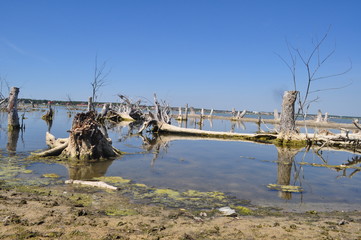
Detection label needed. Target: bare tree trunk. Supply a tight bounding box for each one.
[88,97,94,112]
[7,87,20,130]
[61,111,121,161]
[279,91,298,137]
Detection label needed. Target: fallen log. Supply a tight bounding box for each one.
[65,179,117,190]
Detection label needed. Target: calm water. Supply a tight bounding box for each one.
[1,106,361,212]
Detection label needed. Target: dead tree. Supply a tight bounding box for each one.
[33,111,121,160]
[41,101,53,121]
[7,87,20,130]
[278,91,298,139]
[91,55,110,104]
[117,95,144,121]
[87,97,94,112]
[277,27,351,119]
[61,111,120,160]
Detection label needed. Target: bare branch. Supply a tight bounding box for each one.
[313,60,352,81]
[91,54,111,102]
[309,81,353,94]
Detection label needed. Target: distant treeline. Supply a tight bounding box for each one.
[20,98,91,106]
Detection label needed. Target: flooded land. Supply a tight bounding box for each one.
[1,106,361,239]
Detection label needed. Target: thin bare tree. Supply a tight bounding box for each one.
[91,55,111,103]
[276,26,352,117]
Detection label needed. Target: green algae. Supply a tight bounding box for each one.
[68,193,93,207]
[273,138,308,148]
[267,184,304,193]
[233,206,253,215]
[105,208,138,216]
[134,183,147,188]
[154,188,182,199]
[94,176,131,184]
[14,185,57,196]
[42,173,61,178]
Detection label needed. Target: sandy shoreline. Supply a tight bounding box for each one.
[1,184,360,240]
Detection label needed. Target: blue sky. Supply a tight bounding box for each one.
[0,0,360,116]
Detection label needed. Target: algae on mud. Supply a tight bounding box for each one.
[95,175,254,211]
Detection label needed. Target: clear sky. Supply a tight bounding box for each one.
[0,0,360,116]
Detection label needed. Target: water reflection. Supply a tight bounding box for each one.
[140,133,169,167]
[276,147,302,200]
[45,119,53,132]
[7,128,20,156]
[335,156,361,178]
[67,160,114,180]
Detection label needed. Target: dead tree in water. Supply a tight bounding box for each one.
[33,111,121,160]
[278,91,298,139]
[277,27,351,119]
[61,111,121,160]
[7,87,20,130]
[41,101,53,121]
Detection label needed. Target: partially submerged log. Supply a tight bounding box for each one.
[139,94,361,153]
[33,111,122,160]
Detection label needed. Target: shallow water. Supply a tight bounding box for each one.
[1,107,361,212]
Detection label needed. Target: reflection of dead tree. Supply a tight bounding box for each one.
[139,134,169,167]
[334,156,361,178]
[267,147,304,200]
[67,159,114,180]
[7,128,20,156]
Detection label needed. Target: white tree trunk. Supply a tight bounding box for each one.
[279,91,298,137]
[7,87,20,130]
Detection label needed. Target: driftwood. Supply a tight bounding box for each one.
[117,95,144,121]
[33,111,122,160]
[65,179,117,190]
[138,94,361,153]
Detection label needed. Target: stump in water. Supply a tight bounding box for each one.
[61,111,120,161]
[7,87,20,130]
[278,91,298,140]
[41,101,53,121]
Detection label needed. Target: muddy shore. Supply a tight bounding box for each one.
[1,183,360,240]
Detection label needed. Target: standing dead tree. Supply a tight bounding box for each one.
[276,27,351,137]
[278,91,299,140]
[90,55,111,110]
[7,87,20,130]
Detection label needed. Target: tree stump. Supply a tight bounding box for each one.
[61,111,120,161]
[7,87,20,130]
[278,91,298,139]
